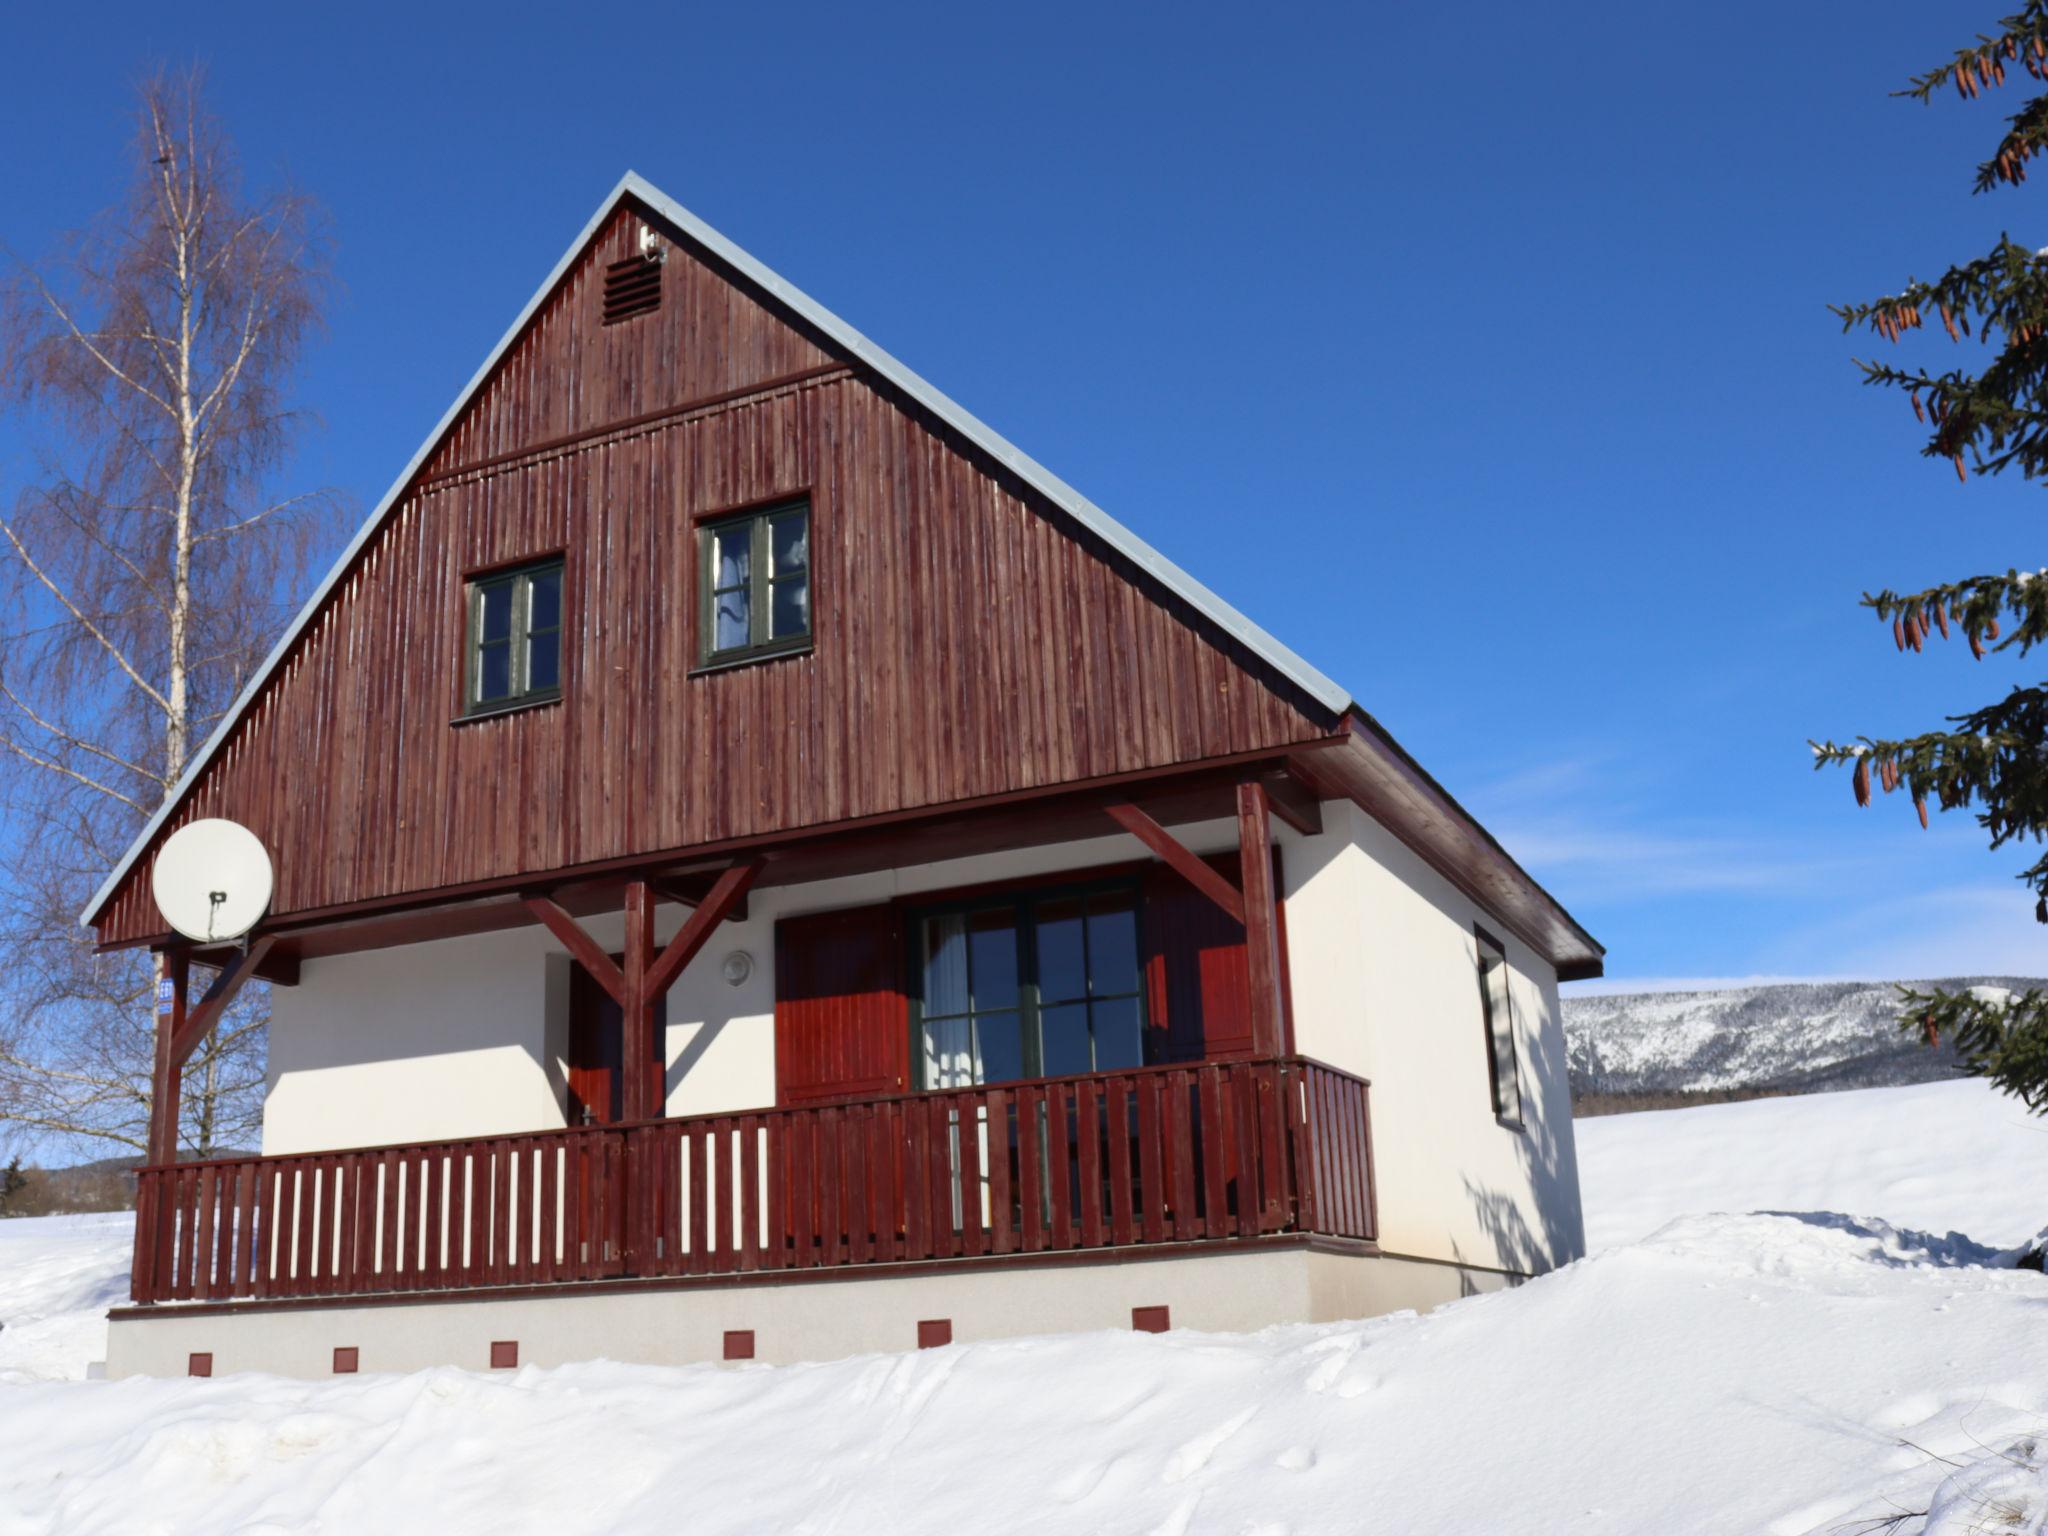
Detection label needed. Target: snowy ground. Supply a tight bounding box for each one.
[0,1086,2041,1535]
[1575,1077,2048,1253]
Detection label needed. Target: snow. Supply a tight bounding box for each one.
[1576,1077,2048,1253]
[0,1084,2042,1534]
[0,1213,131,1385]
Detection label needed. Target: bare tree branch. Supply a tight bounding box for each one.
[0,66,341,1163]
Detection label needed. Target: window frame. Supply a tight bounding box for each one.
[460,556,566,720]
[695,497,813,670]
[1474,924,1525,1131]
[906,876,1149,1091]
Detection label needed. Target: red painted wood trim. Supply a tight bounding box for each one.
[1105,803,1245,925]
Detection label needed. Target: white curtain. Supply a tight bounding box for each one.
[922,914,979,1089]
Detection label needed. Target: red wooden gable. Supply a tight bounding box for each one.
[90,195,1339,948]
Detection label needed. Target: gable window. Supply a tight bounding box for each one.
[1476,927,1524,1128]
[914,883,1144,1089]
[699,499,810,666]
[465,559,563,716]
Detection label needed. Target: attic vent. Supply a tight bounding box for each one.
[602,255,662,325]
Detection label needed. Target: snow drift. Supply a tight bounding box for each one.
[0,1086,2042,1534]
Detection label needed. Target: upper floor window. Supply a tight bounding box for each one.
[915,883,1145,1090]
[699,499,810,667]
[465,559,563,716]
[1476,927,1524,1128]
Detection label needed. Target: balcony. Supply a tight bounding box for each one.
[131,1056,1374,1307]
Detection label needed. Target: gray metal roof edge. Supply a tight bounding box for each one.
[81,170,1353,928]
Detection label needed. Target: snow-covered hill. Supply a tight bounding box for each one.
[1574,1076,2048,1254]
[0,1083,2042,1535]
[1562,974,2044,1096]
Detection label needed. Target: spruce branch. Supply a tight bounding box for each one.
[1833,238,2048,478]
[1897,983,2048,1111]
[1898,4,2048,108]
[1811,683,2048,899]
[1860,568,2048,661]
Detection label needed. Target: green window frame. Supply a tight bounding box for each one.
[464,558,564,716]
[909,879,1148,1091]
[698,499,811,666]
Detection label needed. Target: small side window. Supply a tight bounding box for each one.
[699,500,811,667]
[1476,927,1523,1128]
[465,559,564,716]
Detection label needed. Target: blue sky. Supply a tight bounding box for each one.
[1,2,2040,990]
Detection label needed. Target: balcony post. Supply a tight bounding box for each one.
[135,946,189,1301]
[146,947,188,1167]
[621,879,657,1124]
[1236,780,1287,1057]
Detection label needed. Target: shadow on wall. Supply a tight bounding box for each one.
[1457,987,1586,1280]
[665,1016,733,1101]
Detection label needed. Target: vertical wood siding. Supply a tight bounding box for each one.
[95,204,1333,944]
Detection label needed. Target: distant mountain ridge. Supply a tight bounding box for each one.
[1562,977,2045,1098]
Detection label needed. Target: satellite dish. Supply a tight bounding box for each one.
[151,819,274,944]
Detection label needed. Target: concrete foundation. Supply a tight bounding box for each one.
[105,1243,1514,1379]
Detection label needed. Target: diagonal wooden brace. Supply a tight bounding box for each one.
[644,860,763,999]
[523,894,627,1004]
[1105,802,1245,923]
[169,935,277,1065]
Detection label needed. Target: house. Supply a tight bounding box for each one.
[87,173,1602,1379]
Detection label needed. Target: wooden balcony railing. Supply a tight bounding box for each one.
[129,1056,1375,1307]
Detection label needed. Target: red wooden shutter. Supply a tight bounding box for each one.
[774,904,910,1105]
[1140,850,1291,1062]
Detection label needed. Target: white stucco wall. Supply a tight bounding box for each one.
[1279,799,1586,1275]
[263,927,568,1155]
[263,802,1585,1275]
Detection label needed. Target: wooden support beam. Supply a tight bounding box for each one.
[1105,803,1245,924]
[523,895,626,1004]
[1237,782,1288,1057]
[653,875,749,924]
[193,943,300,987]
[146,948,190,1169]
[169,936,278,1065]
[1261,769,1323,838]
[621,881,657,1124]
[644,861,763,1000]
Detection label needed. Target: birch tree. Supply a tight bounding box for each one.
[0,69,336,1161]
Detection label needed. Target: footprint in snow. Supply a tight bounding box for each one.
[1146,1490,1203,1536]
[1052,1451,1121,1503]
[1302,1336,1360,1394]
[1274,1445,1316,1472]
[1163,1405,1258,1484]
